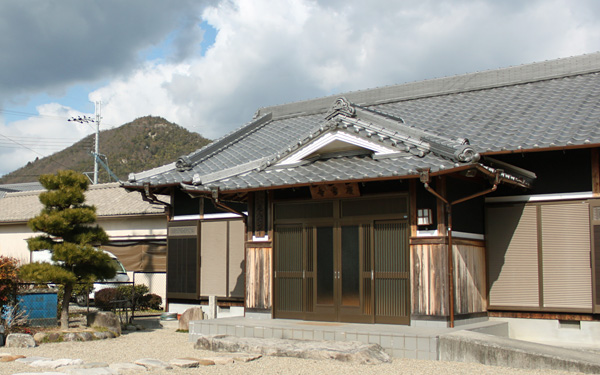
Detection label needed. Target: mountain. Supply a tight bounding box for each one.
[0,116,212,184]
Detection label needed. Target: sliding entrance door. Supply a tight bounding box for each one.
[273,196,409,324]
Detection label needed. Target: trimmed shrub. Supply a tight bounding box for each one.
[94,288,122,311]
[116,284,149,308]
[140,293,162,310]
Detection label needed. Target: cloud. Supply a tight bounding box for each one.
[0,104,95,175]
[0,0,210,104]
[87,0,600,140]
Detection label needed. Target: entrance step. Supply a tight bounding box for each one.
[189,317,508,360]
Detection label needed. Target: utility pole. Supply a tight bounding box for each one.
[68,101,102,184]
[92,101,101,185]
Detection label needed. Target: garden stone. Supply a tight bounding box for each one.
[179,307,205,331]
[30,358,84,369]
[195,335,391,364]
[34,332,48,343]
[87,311,121,336]
[0,354,25,362]
[63,333,81,342]
[48,332,61,342]
[109,362,147,372]
[16,356,52,363]
[203,356,234,365]
[67,368,118,374]
[77,332,94,341]
[134,358,173,370]
[6,333,36,348]
[170,358,199,368]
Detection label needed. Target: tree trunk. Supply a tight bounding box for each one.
[61,283,73,328]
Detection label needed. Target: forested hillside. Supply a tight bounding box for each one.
[0,116,211,184]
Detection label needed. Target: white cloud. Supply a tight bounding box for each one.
[0,104,95,175]
[85,0,600,143]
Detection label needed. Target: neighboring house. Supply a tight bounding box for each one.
[0,182,43,198]
[0,182,169,300]
[123,53,600,343]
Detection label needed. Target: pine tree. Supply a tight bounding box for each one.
[19,171,116,328]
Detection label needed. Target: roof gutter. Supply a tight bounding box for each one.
[210,187,248,226]
[140,182,172,209]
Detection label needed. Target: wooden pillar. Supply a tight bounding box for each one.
[436,177,447,235]
[409,179,418,237]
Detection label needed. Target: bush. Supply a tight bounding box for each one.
[116,284,149,307]
[94,288,122,311]
[139,293,162,310]
[0,256,19,309]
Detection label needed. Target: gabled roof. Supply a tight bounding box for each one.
[0,183,168,223]
[124,52,600,194]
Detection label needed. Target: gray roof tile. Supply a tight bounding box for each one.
[125,53,600,192]
[0,183,167,223]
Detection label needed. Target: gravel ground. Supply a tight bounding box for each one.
[0,324,592,375]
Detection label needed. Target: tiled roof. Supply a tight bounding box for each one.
[0,182,44,198]
[124,53,600,192]
[0,183,168,223]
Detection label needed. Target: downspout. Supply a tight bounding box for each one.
[210,188,248,225]
[419,168,500,328]
[141,183,172,210]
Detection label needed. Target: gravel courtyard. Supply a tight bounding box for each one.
[1,324,592,375]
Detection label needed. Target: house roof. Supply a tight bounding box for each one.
[0,182,44,198]
[124,52,600,194]
[0,182,168,223]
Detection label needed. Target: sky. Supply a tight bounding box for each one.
[1,0,600,179]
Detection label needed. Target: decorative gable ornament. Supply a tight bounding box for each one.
[175,155,193,171]
[326,97,356,120]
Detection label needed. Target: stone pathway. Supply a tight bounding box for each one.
[1,351,262,374]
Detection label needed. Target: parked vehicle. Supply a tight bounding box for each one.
[31,248,129,306]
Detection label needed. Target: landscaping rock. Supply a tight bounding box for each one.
[134,358,173,370]
[195,335,391,364]
[170,358,200,368]
[178,307,205,331]
[87,311,121,336]
[109,362,147,372]
[15,356,52,363]
[80,362,110,368]
[68,368,119,374]
[178,357,215,366]
[63,333,81,342]
[6,333,37,348]
[78,332,94,341]
[231,353,263,362]
[204,356,234,365]
[30,358,84,369]
[34,332,48,343]
[93,331,115,340]
[0,354,26,362]
[48,332,61,342]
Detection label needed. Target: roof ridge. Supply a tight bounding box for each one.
[174,113,273,171]
[254,52,600,120]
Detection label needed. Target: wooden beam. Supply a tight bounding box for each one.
[592,148,600,196]
[436,177,447,234]
[409,179,418,237]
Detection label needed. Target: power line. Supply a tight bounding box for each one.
[0,132,71,170]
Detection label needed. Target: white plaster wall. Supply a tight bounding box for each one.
[129,272,167,302]
[101,216,167,240]
[0,215,166,264]
[0,223,33,263]
[490,317,600,348]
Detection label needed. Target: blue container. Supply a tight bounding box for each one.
[17,290,58,327]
